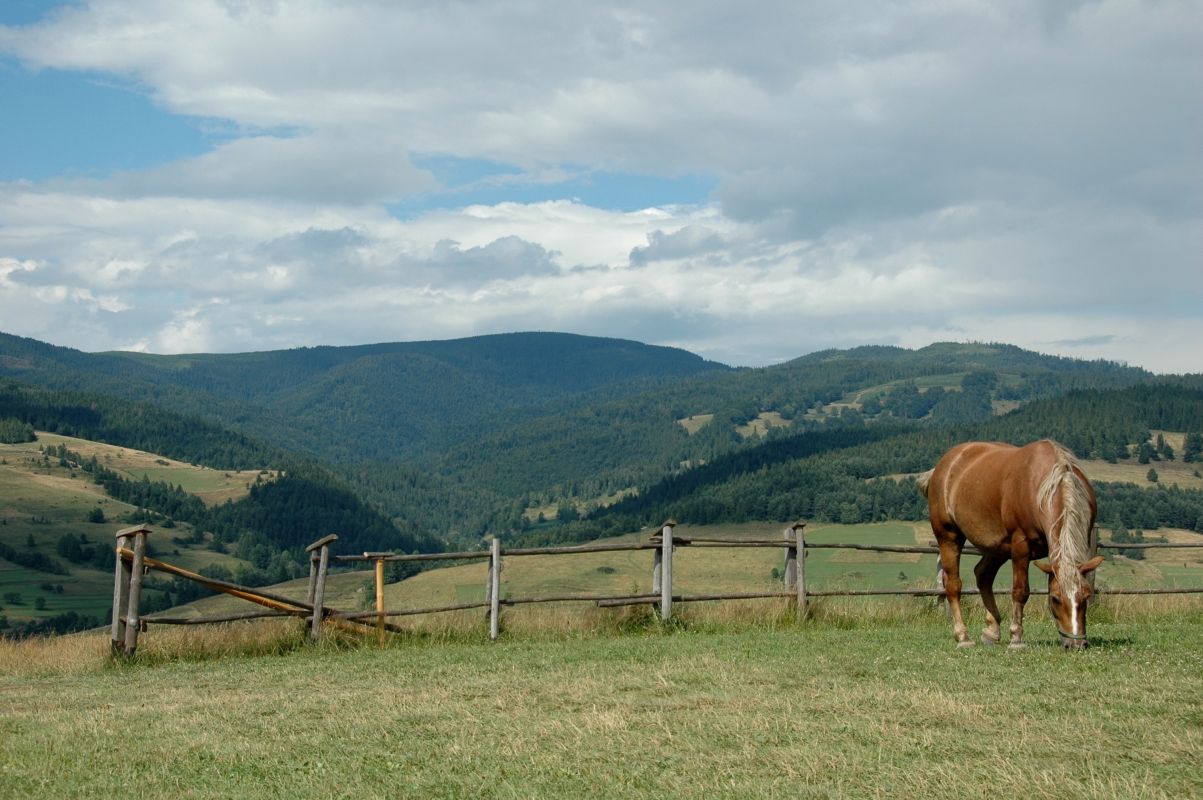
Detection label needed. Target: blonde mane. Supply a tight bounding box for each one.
[1035,442,1093,591]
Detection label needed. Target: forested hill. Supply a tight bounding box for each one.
[0,331,727,462]
[359,341,1179,541]
[525,385,1203,546]
[0,379,279,470]
[4,331,1201,547]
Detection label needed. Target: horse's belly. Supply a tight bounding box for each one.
[950,507,1012,552]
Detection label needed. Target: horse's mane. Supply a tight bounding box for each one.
[1035,442,1093,590]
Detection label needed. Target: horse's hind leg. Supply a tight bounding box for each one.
[936,533,972,647]
[974,553,1006,645]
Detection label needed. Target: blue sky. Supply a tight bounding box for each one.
[1,1,1200,371]
[0,65,217,180]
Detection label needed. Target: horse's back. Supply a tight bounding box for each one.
[926,440,1057,549]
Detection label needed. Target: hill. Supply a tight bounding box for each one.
[4,332,1201,543]
[0,433,261,634]
[369,344,1192,540]
[0,331,727,463]
[0,429,442,637]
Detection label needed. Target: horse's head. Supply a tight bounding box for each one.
[1036,555,1105,649]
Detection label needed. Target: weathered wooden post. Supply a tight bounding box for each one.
[794,522,808,619]
[935,558,947,612]
[783,524,799,592]
[306,534,338,641]
[659,520,675,622]
[122,525,151,657]
[306,552,319,607]
[652,547,662,594]
[110,524,146,656]
[1087,525,1100,591]
[488,537,502,641]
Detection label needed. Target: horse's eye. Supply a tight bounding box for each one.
[1050,596,1061,605]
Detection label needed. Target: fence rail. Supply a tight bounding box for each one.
[109,521,1203,656]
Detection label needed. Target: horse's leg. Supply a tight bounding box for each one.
[937,533,972,647]
[1008,539,1032,649]
[974,553,1006,645]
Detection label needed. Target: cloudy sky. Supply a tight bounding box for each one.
[1,1,1200,371]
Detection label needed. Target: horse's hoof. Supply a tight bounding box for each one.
[1007,641,1027,651]
[956,640,976,649]
[981,631,1000,646]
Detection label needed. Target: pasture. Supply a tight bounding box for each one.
[0,434,262,624]
[1,603,1200,799]
[2,432,274,504]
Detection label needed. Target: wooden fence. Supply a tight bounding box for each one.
[110,521,1203,656]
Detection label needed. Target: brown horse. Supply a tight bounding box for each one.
[917,440,1103,649]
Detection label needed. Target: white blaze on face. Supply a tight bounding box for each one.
[1070,595,1080,637]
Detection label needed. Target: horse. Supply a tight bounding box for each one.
[917,440,1103,649]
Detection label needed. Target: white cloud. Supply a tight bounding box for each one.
[0,1,1200,372]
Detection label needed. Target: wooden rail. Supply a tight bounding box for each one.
[112,522,1203,655]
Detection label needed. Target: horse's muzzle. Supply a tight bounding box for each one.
[1060,636,1089,650]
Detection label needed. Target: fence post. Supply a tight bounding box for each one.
[122,526,151,657]
[1087,526,1100,591]
[489,537,502,641]
[375,556,386,646]
[660,520,675,622]
[795,522,808,620]
[306,552,319,607]
[783,524,798,591]
[110,525,144,656]
[306,534,338,642]
[652,547,662,594]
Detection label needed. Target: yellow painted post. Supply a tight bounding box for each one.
[375,557,386,646]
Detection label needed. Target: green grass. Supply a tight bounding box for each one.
[8,432,273,504]
[0,434,257,624]
[1,608,1201,799]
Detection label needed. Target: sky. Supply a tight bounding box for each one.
[0,1,1200,372]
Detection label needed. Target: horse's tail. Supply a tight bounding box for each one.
[914,469,934,498]
[1035,442,1094,573]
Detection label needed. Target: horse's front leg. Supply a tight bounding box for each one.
[1009,540,1032,649]
[937,535,972,647]
[974,553,1006,645]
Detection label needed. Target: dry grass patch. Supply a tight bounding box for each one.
[677,413,715,435]
[736,411,792,439]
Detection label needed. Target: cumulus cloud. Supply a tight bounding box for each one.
[0,1,1200,372]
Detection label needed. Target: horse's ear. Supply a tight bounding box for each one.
[1035,560,1054,575]
[1078,555,1105,575]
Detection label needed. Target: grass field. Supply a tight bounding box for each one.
[1,603,1200,799]
[3,432,274,505]
[0,433,261,624]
